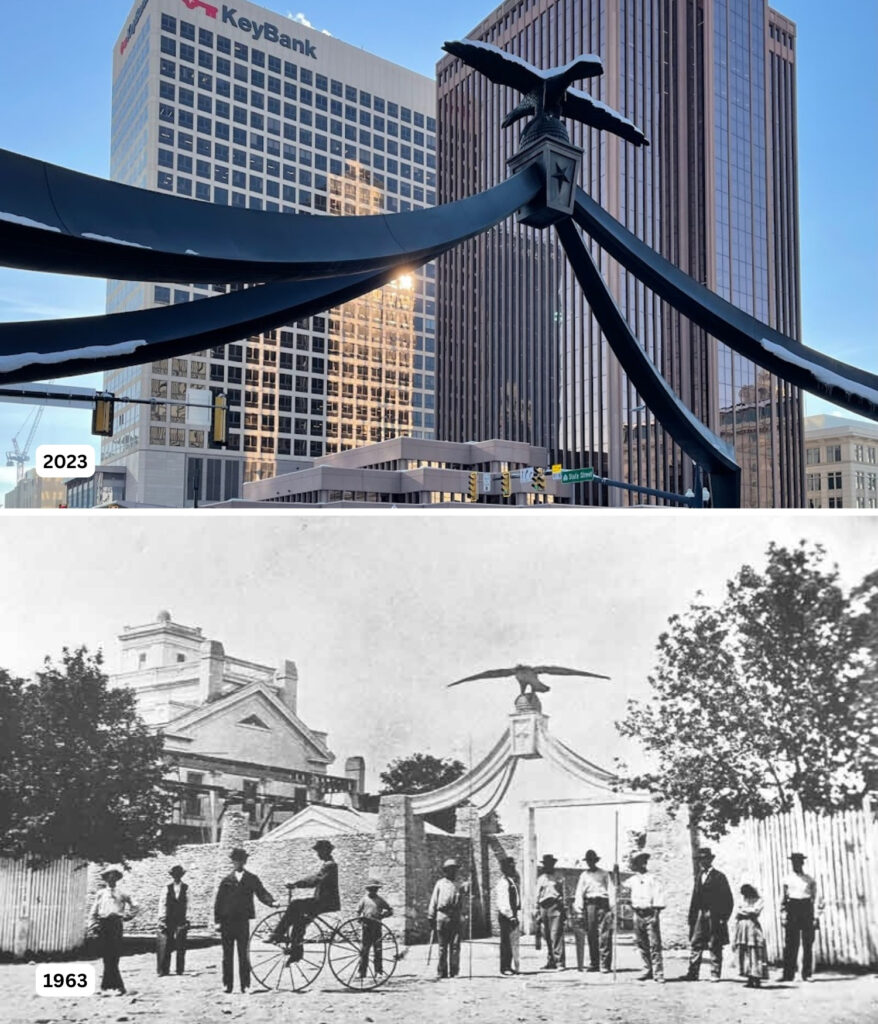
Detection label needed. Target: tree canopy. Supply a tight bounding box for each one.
[616,541,877,839]
[379,752,467,833]
[0,647,174,863]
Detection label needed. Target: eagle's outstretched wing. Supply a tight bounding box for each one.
[448,667,517,687]
[529,665,611,680]
[442,40,543,93]
[561,89,649,147]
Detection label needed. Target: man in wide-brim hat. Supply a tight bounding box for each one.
[628,851,666,983]
[157,865,190,977]
[90,865,138,995]
[269,839,340,958]
[572,849,615,973]
[780,852,820,982]
[428,857,468,979]
[535,854,566,970]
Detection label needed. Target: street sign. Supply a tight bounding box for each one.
[561,467,595,484]
[520,467,534,484]
[482,472,492,492]
[551,463,562,478]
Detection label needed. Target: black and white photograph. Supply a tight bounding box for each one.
[0,513,875,1023]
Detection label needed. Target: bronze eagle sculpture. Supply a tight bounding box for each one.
[449,664,610,696]
[442,39,648,147]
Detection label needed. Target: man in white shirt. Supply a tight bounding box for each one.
[780,852,819,982]
[495,856,521,975]
[90,865,138,995]
[428,858,466,979]
[627,852,665,983]
[572,849,614,972]
[535,854,566,969]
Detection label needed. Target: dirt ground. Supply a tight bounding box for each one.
[3,935,876,1024]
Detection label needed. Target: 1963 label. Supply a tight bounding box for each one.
[35,963,96,997]
[35,445,96,479]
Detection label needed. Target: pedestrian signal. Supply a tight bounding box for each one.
[533,467,546,491]
[211,392,229,446]
[501,470,511,498]
[467,472,478,502]
[91,393,115,437]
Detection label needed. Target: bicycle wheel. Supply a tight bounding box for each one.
[328,916,399,990]
[249,911,327,992]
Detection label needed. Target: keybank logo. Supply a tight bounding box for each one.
[120,0,149,54]
[180,1,317,59]
[181,0,219,17]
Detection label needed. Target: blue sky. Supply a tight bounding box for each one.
[0,0,875,498]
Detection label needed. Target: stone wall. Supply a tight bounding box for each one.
[484,833,524,932]
[639,798,696,949]
[89,811,375,936]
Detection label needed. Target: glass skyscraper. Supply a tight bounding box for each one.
[437,0,803,507]
[107,0,437,506]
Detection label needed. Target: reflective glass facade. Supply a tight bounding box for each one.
[106,0,436,506]
[437,0,804,507]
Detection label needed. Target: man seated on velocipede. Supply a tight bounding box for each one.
[269,839,340,959]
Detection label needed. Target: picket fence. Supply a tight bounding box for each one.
[0,856,89,956]
[740,803,878,967]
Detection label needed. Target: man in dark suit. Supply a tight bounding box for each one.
[214,848,275,993]
[157,864,190,976]
[269,839,339,959]
[683,847,734,981]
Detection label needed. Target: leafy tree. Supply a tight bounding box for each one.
[0,647,174,863]
[616,542,876,839]
[380,753,467,834]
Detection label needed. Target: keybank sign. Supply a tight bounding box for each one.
[181,1,318,59]
[120,0,149,54]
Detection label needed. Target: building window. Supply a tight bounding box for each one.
[826,445,842,462]
[806,474,821,491]
[827,472,842,491]
[828,497,843,509]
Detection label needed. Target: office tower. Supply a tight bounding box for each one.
[437,0,804,507]
[107,0,437,506]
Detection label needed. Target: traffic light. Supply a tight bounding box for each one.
[91,393,115,436]
[501,469,511,498]
[533,467,546,491]
[211,392,229,446]
[467,471,478,502]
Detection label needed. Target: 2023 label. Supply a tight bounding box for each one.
[35,445,96,479]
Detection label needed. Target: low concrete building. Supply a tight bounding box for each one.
[66,465,127,508]
[110,611,357,843]
[211,437,566,506]
[3,468,66,509]
[804,415,878,509]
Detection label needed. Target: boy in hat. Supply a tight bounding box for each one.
[534,854,566,969]
[90,865,138,995]
[683,847,733,982]
[627,852,665,983]
[428,858,466,979]
[572,849,614,972]
[356,879,393,978]
[269,838,340,958]
[157,864,190,976]
[495,856,521,975]
[780,852,819,982]
[214,848,275,993]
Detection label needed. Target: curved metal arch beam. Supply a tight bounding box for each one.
[409,729,513,817]
[0,148,542,284]
[0,262,413,387]
[573,188,878,421]
[535,718,621,791]
[555,218,742,508]
[473,758,519,818]
[0,166,538,386]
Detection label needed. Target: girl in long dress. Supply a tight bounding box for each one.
[733,884,768,988]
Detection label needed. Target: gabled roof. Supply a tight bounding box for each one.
[160,680,333,764]
[261,802,450,841]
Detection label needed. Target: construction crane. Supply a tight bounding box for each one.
[5,405,45,481]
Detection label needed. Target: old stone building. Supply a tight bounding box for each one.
[110,611,359,842]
